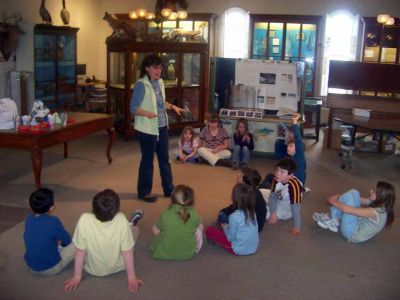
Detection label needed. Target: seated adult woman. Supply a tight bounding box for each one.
[198,113,231,166]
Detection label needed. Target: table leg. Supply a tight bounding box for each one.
[64,142,68,158]
[106,128,115,164]
[31,146,42,189]
[327,111,333,149]
[316,107,321,142]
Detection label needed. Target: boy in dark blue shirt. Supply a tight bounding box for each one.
[286,113,307,186]
[23,188,74,275]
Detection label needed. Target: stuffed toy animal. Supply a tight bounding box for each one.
[30,100,50,125]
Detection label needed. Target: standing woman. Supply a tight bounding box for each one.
[130,55,184,202]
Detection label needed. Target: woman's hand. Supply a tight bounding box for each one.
[172,105,184,116]
[146,112,158,119]
[211,147,220,154]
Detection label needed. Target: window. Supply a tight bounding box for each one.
[321,10,359,95]
[221,8,249,58]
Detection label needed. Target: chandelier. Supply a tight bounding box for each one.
[377,14,395,26]
[129,0,188,25]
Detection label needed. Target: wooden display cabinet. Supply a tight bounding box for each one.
[249,14,321,97]
[360,17,400,97]
[106,40,209,140]
[361,17,400,64]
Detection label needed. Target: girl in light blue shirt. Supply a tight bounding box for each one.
[206,183,259,255]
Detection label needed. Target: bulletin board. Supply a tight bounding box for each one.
[235,59,298,112]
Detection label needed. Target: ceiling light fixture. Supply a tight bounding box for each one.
[129,0,188,25]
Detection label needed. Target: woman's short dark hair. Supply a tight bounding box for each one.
[140,54,163,78]
[92,189,120,222]
[29,188,54,214]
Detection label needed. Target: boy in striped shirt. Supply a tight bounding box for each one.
[268,158,304,236]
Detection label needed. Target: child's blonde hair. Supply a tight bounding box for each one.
[171,185,194,223]
[235,118,249,137]
[180,126,195,145]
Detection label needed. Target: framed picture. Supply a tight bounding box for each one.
[237,110,245,117]
[272,38,280,46]
[228,110,237,117]
[245,111,255,118]
[219,108,228,116]
[254,111,263,119]
[272,47,279,54]
[269,30,276,38]
[259,73,276,85]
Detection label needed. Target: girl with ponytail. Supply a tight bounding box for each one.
[149,185,204,260]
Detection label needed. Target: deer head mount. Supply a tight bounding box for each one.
[0,11,24,61]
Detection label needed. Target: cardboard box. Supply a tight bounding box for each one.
[323,127,342,150]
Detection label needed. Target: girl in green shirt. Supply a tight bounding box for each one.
[150,185,204,260]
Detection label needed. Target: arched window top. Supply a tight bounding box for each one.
[221,7,249,58]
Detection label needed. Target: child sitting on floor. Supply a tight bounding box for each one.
[150,185,203,260]
[268,158,304,237]
[206,183,259,255]
[313,181,396,243]
[64,189,143,293]
[23,188,74,276]
[217,167,267,232]
[177,125,199,163]
[232,118,254,170]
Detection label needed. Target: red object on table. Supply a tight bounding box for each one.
[67,117,75,124]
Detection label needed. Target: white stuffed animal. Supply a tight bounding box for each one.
[0,98,18,129]
[30,100,50,125]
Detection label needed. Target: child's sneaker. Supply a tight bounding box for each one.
[128,209,144,226]
[312,212,330,223]
[317,218,340,233]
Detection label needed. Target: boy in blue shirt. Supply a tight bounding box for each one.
[23,188,74,275]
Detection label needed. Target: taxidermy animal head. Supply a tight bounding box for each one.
[0,11,24,61]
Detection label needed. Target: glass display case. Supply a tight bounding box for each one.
[250,15,321,96]
[34,24,79,109]
[106,40,209,140]
[362,17,400,64]
[361,17,400,97]
[113,13,217,56]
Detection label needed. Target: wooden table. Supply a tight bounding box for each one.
[0,112,115,188]
[334,113,400,152]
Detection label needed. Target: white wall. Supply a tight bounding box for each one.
[1,0,399,103]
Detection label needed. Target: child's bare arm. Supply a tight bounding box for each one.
[329,197,377,220]
[64,248,86,291]
[122,249,144,292]
[152,225,160,236]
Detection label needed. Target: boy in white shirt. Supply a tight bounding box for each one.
[64,189,143,292]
